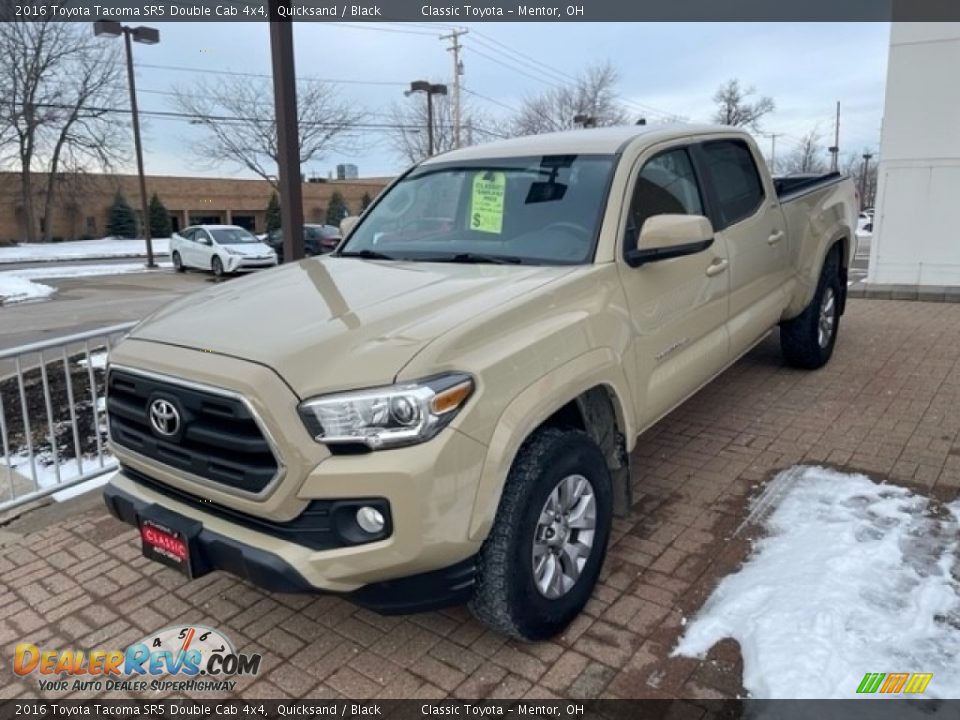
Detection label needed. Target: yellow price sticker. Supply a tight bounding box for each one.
[470,172,506,234]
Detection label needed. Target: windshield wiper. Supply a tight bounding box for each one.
[430,252,524,265]
[338,249,397,260]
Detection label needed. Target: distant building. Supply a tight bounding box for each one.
[869,22,960,288]
[336,164,359,180]
[0,172,389,242]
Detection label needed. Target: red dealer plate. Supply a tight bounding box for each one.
[139,517,195,578]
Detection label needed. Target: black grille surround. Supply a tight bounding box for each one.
[107,367,281,495]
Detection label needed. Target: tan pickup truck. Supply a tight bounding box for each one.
[104,125,856,640]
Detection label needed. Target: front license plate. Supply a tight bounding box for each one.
[139,515,196,578]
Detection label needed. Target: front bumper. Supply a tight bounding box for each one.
[104,481,477,613]
[225,255,277,272]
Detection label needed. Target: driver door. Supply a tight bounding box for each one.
[193,228,215,269]
[617,144,731,428]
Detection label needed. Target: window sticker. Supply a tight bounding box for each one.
[469,171,506,234]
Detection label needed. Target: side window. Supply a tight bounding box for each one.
[699,140,765,229]
[196,230,210,245]
[627,148,703,243]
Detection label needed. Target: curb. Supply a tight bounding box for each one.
[848,282,960,303]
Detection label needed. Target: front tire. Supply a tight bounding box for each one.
[172,251,185,272]
[211,255,224,278]
[469,428,613,641]
[780,245,842,369]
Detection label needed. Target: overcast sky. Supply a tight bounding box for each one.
[130,21,891,178]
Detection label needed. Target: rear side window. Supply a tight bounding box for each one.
[700,140,765,229]
[627,147,703,241]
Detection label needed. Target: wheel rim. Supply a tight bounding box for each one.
[531,473,597,599]
[173,253,180,269]
[818,287,836,349]
[213,258,222,276]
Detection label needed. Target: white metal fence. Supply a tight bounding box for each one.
[0,322,136,512]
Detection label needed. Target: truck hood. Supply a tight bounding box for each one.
[131,256,577,398]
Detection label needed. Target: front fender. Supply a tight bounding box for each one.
[466,347,634,541]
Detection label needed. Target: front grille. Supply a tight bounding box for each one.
[107,368,279,494]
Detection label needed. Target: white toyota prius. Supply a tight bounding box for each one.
[170,225,278,277]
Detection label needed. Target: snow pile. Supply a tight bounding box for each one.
[0,274,56,304]
[674,466,960,699]
[0,237,171,264]
[77,351,108,370]
[9,261,171,280]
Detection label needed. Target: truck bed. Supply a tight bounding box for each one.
[773,172,845,200]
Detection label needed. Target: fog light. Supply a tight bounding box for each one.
[356,506,385,534]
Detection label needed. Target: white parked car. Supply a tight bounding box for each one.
[171,225,278,277]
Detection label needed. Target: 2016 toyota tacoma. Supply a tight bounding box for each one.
[104,125,856,640]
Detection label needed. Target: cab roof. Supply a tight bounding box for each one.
[421,124,746,165]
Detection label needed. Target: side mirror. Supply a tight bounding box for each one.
[340,216,359,237]
[626,214,714,268]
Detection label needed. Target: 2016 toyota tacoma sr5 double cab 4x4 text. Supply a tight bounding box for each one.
[104,125,857,640]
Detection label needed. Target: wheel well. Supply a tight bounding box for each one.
[540,386,631,517]
[833,237,849,315]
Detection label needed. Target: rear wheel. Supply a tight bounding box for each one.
[780,245,842,369]
[469,428,612,640]
[172,251,185,273]
[211,255,224,278]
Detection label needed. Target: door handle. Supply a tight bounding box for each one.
[767,230,785,245]
[705,259,729,277]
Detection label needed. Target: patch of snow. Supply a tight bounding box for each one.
[77,351,108,370]
[674,466,960,699]
[2,449,115,500]
[7,261,172,280]
[0,274,56,304]
[0,237,170,264]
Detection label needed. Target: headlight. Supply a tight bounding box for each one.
[224,247,243,255]
[298,374,474,450]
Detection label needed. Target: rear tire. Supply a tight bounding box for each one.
[172,251,185,273]
[780,245,842,369]
[469,427,613,641]
[211,255,224,278]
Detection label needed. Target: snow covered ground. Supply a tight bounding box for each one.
[674,466,960,699]
[0,237,170,264]
[0,274,56,304]
[0,261,171,304]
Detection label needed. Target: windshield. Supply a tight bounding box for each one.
[211,228,259,244]
[339,154,616,265]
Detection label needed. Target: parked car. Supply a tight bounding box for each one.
[105,125,856,640]
[266,224,342,261]
[170,225,277,277]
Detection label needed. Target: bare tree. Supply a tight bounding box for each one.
[388,92,500,164]
[712,79,775,129]
[783,130,828,174]
[510,61,630,136]
[173,78,363,191]
[843,150,879,208]
[0,22,124,242]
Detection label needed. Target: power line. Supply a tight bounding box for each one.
[134,62,409,87]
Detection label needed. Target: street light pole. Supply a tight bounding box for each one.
[860,153,874,210]
[93,20,159,268]
[405,81,447,159]
[269,1,305,263]
[122,30,154,268]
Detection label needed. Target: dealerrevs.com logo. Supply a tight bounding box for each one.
[13,625,261,693]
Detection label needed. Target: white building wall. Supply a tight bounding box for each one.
[869,22,960,287]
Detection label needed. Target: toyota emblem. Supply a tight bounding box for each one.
[149,399,180,437]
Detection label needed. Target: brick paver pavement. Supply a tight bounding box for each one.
[2,299,960,701]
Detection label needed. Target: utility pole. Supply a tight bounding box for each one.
[860,152,873,209]
[269,0,305,262]
[828,101,840,172]
[766,133,781,173]
[440,29,468,148]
